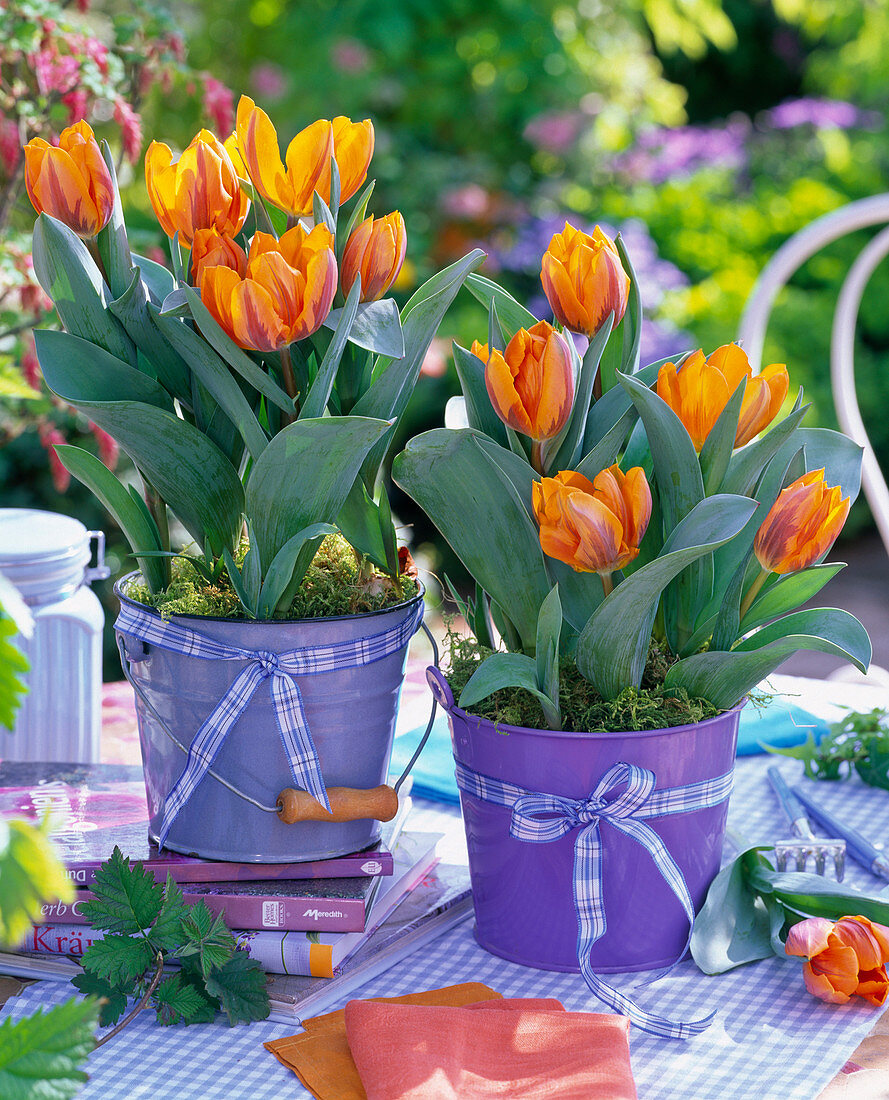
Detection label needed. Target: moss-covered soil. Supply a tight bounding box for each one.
[125,535,419,620]
[444,627,720,734]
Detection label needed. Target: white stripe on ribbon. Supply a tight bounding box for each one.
[454,759,733,1040]
[116,600,423,846]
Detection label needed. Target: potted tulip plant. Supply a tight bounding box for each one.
[392,222,871,1037]
[25,103,483,863]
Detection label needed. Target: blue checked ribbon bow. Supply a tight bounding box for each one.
[454,759,734,1040]
[116,600,424,847]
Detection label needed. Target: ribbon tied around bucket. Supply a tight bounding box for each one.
[115,599,424,847]
[454,759,734,1040]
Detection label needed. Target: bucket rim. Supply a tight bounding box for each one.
[114,570,425,626]
[427,665,744,742]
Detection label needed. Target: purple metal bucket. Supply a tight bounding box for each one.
[115,575,423,863]
[427,667,739,974]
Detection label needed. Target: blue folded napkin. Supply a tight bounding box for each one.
[390,697,831,803]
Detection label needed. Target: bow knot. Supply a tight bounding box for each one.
[255,650,281,676]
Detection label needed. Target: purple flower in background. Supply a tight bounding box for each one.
[612,119,750,184]
[523,111,586,154]
[250,63,286,101]
[766,98,873,131]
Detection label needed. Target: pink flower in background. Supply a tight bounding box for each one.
[202,75,234,136]
[62,89,89,125]
[250,63,286,101]
[420,337,450,378]
[90,425,119,469]
[38,424,70,493]
[332,37,371,74]
[441,184,490,220]
[114,99,142,163]
[523,111,584,154]
[21,339,41,390]
[76,0,91,11]
[145,245,167,266]
[0,116,20,175]
[32,47,80,96]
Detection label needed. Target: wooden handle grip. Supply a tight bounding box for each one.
[276,784,399,824]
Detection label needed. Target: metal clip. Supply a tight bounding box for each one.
[85,531,111,584]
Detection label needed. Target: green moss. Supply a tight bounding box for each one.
[444,627,720,733]
[125,535,418,620]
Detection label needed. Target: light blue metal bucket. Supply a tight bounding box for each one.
[115,575,425,863]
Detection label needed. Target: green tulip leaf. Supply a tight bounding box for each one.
[354,248,486,486]
[547,314,614,472]
[323,297,404,359]
[747,864,889,926]
[55,445,165,593]
[699,379,745,495]
[576,494,757,698]
[109,270,192,403]
[337,178,375,255]
[96,141,134,299]
[465,272,538,341]
[771,427,863,506]
[132,251,176,305]
[32,214,136,365]
[721,390,808,497]
[535,584,562,729]
[458,651,560,728]
[301,278,362,420]
[452,343,508,446]
[337,479,391,572]
[150,305,268,459]
[665,608,871,709]
[740,563,845,634]
[246,415,392,586]
[596,233,641,394]
[393,427,552,652]
[179,285,295,414]
[257,523,338,617]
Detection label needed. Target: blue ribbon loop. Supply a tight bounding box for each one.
[116,600,423,847]
[454,759,733,1040]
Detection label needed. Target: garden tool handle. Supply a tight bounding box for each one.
[767,766,815,839]
[277,784,399,824]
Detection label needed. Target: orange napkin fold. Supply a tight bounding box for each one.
[264,983,502,1100]
[344,997,637,1100]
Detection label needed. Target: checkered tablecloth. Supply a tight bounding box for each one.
[5,688,889,1099]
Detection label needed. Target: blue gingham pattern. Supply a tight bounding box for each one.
[116,601,424,846]
[455,759,734,1040]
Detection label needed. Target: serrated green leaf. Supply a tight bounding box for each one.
[0,819,73,947]
[82,933,154,986]
[0,994,100,1099]
[180,899,213,942]
[153,973,210,1026]
[79,847,163,935]
[204,951,270,1025]
[71,971,129,1027]
[147,876,189,952]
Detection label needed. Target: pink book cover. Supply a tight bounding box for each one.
[0,761,392,887]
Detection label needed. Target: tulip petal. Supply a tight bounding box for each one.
[808,943,861,996]
[786,916,836,958]
[835,917,885,971]
[330,116,374,204]
[145,142,179,239]
[236,95,294,213]
[231,278,288,352]
[284,119,334,216]
[803,962,853,1004]
[856,967,889,1006]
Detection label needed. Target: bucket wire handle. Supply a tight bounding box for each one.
[117,614,440,822]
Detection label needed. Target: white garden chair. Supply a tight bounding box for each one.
[739,196,889,685]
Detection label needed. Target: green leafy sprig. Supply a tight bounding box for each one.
[71,847,269,1029]
[767,707,889,789]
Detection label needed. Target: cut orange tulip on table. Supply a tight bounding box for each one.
[786,915,889,1006]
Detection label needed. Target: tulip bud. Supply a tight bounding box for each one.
[754,469,849,575]
[481,321,574,443]
[23,120,114,239]
[342,213,407,302]
[190,229,247,286]
[532,465,651,578]
[145,129,249,248]
[656,344,789,452]
[786,915,889,1005]
[540,223,630,337]
[199,223,337,352]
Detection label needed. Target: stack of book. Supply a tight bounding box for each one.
[0,761,472,1021]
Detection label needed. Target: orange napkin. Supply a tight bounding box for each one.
[264,983,502,1100]
[344,997,637,1100]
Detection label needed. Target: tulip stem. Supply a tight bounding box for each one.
[739,567,770,622]
[85,236,109,284]
[600,572,614,598]
[530,441,544,475]
[279,346,298,422]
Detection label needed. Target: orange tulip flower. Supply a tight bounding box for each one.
[786,915,889,1006]
[198,223,337,352]
[474,321,574,444]
[342,213,407,302]
[190,229,247,285]
[234,96,373,218]
[532,465,652,580]
[656,344,789,452]
[753,469,849,575]
[540,223,630,337]
[145,130,249,248]
[23,120,114,239]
